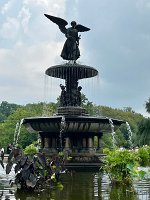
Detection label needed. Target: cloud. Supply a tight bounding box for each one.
[0,0,67,41]
[18,6,31,33]
[0,0,67,104]
[0,17,19,39]
[0,39,64,104]
[1,0,13,14]
[23,0,66,16]
[23,0,49,6]
[72,0,150,116]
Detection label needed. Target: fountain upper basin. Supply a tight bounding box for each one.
[45,63,98,79]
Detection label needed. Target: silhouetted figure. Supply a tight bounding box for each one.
[71,81,79,106]
[7,144,12,154]
[76,86,82,106]
[0,148,4,161]
[44,14,90,62]
[60,84,66,106]
[0,147,4,169]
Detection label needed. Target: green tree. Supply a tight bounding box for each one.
[123,107,135,113]
[136,118,150,146]
[145,98,150,114]
[0,102,58,149]
[0,101,19,122]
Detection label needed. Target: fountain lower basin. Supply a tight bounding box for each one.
[23,115,125,170]
[23,115,125,134]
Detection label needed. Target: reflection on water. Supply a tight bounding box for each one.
[0,164,16,200]
[0,165,149,200]
[134,179,150,200]
[101,173,137,200]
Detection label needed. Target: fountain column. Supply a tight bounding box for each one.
[82,138,87,151]
[52,138,56,148]
[77,137,82,152]
[88,137,93,153]
[97,133,103,153]
[44,137,49,148]
[40,136,44,148]
[65,137,70,149]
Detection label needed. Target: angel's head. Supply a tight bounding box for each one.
[78,86,82,91]
[71,21,77,28]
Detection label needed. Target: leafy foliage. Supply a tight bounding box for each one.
[103,148,139,185]
[137,145,150,166]
[6,146,65,191]
[103,147,150,185]
[24,144,38,155]
[0,101,19,122]
[136,118,150,146]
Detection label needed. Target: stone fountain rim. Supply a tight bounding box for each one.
[22,115,125,125]
[22,116,125,134]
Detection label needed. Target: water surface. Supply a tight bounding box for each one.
[0,165,149,200]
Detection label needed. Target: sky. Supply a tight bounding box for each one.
[0,0,150,117]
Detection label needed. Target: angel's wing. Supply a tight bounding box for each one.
[44,14,68,34]
[75,24,90,32]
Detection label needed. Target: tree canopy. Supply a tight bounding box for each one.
[0,101,19,122]
[145,98,150,114]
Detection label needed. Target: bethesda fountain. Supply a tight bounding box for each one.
[22,14,125,170]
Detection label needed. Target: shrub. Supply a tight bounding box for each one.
[24,144,38,155]
[103,148,143,185]
[137,146,150,166]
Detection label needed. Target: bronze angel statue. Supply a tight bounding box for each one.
[44,14,90,62]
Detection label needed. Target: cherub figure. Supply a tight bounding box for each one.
[44,14,90,62]
[60,84,66,107]
[76,86,82,106]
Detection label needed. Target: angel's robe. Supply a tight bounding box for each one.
[61,27,80,61]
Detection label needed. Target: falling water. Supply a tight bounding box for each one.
[42,74,49,116]
[126,121,133,148]
[13,121,19,145]
[37,135,41,151]
[59,116,66,151]
[13,119,24,146]
[79,71,99,116]
[109,118,117,148]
